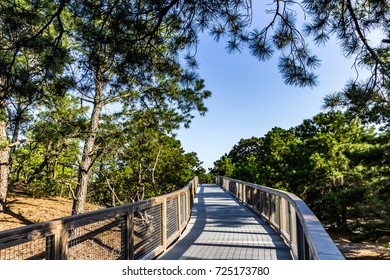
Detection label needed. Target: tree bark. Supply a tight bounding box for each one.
[136,160,145,201]
[0,113,10,212]
[151,148,161,197]
[72,80,104,215]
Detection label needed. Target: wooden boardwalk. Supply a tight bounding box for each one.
[158,184,292,260]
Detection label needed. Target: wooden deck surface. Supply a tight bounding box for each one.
[158,184,292,260]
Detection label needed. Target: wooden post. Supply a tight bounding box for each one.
[125,210,134,260]
[280,198,286,234]
[55,223,68,260]
[290,206,298,259]
[278,196,283,229]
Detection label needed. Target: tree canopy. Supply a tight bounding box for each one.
[0,0,388,214]
[211,112,389,241]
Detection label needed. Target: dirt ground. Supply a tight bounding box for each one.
[1,194,389,260]
[0,194,101,231]
[329,232,390,260]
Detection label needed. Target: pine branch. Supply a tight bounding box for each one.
[345,0,390,80]
[8,138,32,148]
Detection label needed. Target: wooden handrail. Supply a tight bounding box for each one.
[214,176,345,260]
[0,177,199,260]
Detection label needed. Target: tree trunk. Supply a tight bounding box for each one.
[0,113,10,212]
[136,160,145,201]
[72,82,104,215]
[151,148,161,197]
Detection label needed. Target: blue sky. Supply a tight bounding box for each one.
[176,4,371,170]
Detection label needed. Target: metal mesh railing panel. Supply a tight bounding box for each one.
[0,177,200,260]
[280,198,290,240]
[134,204,162,259]
[230,182,237,196]
[286,202,291,240]
[246,186,252,205]
[119,217,127,260]
[273,196,281,227]
[0,237,47,260]
[166,198,178,239]
[255,189,261,212]
[262,192,269,218]
[180,194,186,225]
[251,187,255,206]
[67,217,124,260]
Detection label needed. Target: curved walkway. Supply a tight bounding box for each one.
[158,184,292,260]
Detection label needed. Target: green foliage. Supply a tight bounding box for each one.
[1,0,388,220]
[9,95,84,198]
[10,94,207,204]
[209,155,235,178]
[88,130,204,206]
[212,112,390,241]
[323,81,390,128]
[0,0,70,99]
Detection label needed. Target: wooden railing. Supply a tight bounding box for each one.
[214,176,344,260]
[0,177,199,260]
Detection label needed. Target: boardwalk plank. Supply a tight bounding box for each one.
[158,184,292,260]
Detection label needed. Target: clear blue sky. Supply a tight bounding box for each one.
[176,4,371,171]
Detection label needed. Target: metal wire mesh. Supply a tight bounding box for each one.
[134,204,162,259]
[245,185,250,204]
[0,237,47,260]
[270,194,275,222]
[166,198,178,239]
[255,189,261,212]
[0,178,199,260]
[67,217,124,260]
[280,198,290,241]
[263,192,269,217]
[119,217,127,260]
[273,195,281,227]
[180,194,186,225]
[252,187,256,206]
[230,181,237,196]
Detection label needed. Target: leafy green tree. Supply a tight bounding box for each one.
[0,0,69,212]
[228,137,264,164]
[259,127,298,190]
[10,95,86,198]
[232,154,262,184]
[89,122,203,206]
[224,137,265,183]
[210,155,235,177]
[66,0,211,214]
[212,112,389,240]
[289,113,366,208]
[333,128,390,239]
